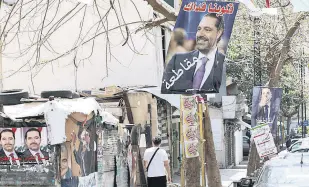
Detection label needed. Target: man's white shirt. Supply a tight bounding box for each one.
[194,47,217,89]
[3,149,20,165]
[29,149,46,164]
[144,147,168,177]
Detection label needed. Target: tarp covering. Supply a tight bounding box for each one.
[2,98,119,145]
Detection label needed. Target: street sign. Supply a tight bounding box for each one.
[304,120,308,126]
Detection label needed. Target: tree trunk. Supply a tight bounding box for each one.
[183,99,201,187]
[246,141,261,176]
[185,158,200,187]
[287,116,291,135]
[204,104,222,187]
[247,12,309,177]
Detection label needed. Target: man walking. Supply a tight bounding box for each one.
[143,136,171,187]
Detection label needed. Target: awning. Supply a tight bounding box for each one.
[134,87,181,109]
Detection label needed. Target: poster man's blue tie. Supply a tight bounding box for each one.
[193,57,208,89]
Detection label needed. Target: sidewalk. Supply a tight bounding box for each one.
[172,161,248,187]
[172,169,246,187]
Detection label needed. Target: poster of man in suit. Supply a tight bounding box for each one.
[251,87,283,136]
[0,127,51,166]
[23,128,49,165]
[66,114,97,178]
[0,129,22,166]
[161,0,239,94]
[0,127,55,185]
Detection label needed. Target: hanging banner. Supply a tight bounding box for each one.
[251,123,277,158]
[251,87,283,137]
[181,95,199,158]
[161,0,239,94]
[61,115,98,187]
[0,127,55,186]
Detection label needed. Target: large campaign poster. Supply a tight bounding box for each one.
[61,115,98,187]
[0,127,54,186]
[161,0,239,94]
[251,87,283,137]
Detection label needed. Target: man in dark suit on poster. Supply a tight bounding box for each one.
[23,128,49,165]
[0,129,23,166]
[251,87,281,135]
[71,123,96,177]
[161,13,225,94]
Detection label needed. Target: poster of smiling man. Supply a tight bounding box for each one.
[251,87,283,137]
[0,127,55,186]
[161,0,239,94]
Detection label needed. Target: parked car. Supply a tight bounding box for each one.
[278,137,309,158]
[290,138,300,145]
[288,137,309,152]
[243,136,250,156]
[290,148,309,153]
[239,155,309,187]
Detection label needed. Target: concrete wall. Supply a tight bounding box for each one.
[209,106,225,168]
[0,0,164,94]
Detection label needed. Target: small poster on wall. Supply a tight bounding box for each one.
[0,127,55,186]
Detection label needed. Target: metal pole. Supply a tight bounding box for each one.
[253,17,262,86]
[301,58,304,138]
[280,116,283,148]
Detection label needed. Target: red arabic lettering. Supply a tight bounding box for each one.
[183,2,207,12]
[0,157,9,161]
[208,3,234,15]
[0,157,21,161]
[24,156,48,161]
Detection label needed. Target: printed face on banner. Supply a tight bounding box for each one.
[0,127,49,165]
[61,115,98,186]
[161,1,239,94]
[0,127,54,186]
[251,87,283,136]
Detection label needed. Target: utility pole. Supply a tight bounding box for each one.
[253,17,262,86]
[301,55,305,138]
[304,54,307,137]
[247,16,263,176]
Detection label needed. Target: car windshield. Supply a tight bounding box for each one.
[259,164,309,185]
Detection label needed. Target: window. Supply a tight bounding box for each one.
[163,0,174,7]
[290,142,301,152]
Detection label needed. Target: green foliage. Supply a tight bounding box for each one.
[226,3,309,116]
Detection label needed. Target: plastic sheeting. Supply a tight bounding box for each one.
[3,98,119,145]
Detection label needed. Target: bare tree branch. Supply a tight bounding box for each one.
[268,12,309,87]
